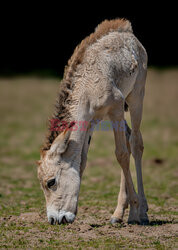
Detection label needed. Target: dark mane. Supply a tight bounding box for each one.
[42,18,132,151]
[42,79,73,151]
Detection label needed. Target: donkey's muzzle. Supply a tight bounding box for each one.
[47,209,75,225]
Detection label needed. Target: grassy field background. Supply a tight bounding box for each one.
[0,69,177,249]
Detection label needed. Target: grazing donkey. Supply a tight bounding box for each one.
[37,18,149,225]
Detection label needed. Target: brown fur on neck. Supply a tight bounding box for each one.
[42,18,132,151]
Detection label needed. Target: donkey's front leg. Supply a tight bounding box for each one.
[110,170,128,224]
[109,104,140,225]
[110,121,131,224]
[80,128,93,177]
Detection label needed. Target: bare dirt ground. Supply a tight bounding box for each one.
[0,69,178,249]
[1,206,177,248]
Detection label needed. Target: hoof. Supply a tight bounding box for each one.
[128,220,140,225]
[140,219,149,225]
[110,217,123,225]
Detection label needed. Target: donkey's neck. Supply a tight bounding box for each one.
[63,97,91,171]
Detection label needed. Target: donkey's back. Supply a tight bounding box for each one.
[73,24,147,102]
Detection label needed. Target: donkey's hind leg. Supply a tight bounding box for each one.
[126,74,149,225]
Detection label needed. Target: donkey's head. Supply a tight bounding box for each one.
[37,129,81,225]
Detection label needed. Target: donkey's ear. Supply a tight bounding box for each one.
[49,129,72,156]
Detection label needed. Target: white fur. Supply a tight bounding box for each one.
[47,208,59,224]
[47,208,75,224]
[64,212,76,223]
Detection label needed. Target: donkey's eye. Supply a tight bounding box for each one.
[47,179,56,189]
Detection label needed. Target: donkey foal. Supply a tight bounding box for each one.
[37,18,149,225]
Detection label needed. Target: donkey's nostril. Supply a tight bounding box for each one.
[61,216,68,224]
[49,217,55,225]
[47,209,59,225]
